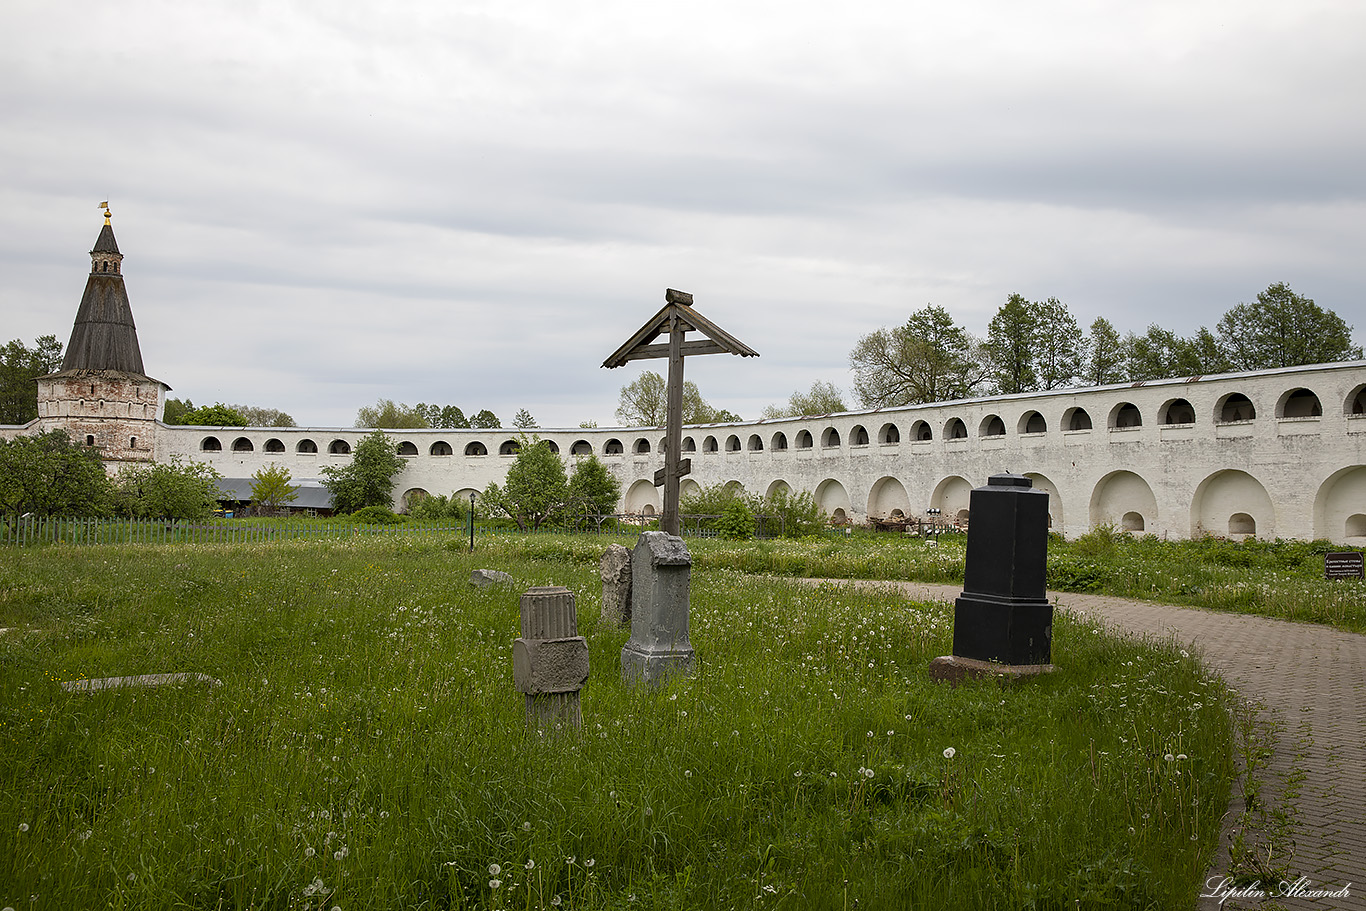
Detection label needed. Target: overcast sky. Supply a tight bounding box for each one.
[3,0,1363,428]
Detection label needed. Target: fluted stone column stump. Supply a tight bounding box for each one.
[931,473,1055,684]
[621,531,695,686]
[513,586,589,730]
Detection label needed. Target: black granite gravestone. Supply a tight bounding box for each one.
[951,473,1053,666]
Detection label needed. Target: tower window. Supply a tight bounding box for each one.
[86,435,95,446]
[130,436,137,448]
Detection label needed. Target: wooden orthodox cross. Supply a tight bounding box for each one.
[603,289,759,536]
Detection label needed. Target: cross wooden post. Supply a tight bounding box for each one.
[603,289,758,536]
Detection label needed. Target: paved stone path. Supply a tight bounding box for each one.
[827,580,1366,910]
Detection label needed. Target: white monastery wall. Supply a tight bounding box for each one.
[148,360,1366,545]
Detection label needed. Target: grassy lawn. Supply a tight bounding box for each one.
[1,536,1233,909]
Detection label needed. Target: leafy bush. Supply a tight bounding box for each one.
[407,492,467,521]
[350,505,405,525]
[320,430,405,513]
[763,487,827,537]
[0,430,111,517]
[716,498,755,540]
[113,457,222,521]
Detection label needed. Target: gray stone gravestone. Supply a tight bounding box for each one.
[600,543,632,626]
[931,473,1054,684]
[621,531,694,686]
[513,586,589,729]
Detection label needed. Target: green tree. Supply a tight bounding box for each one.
[356,399,429,429]
[249,463,299,513]
[1184,327,1232,375]
[1083,318,1125,386]
[162,397,194,424]
[320,430,406,514]
[178,403,249,426]
[986,293,1039,395]
[469,409,501,429]
[233,405,297,427]
[0,430,111,517]
[1217,283,1362,370]
[850,305,988,406]
[1032,298,1083,390]
[566,453,621,515]
[716,497,755,540]
[513,408,538,429]
[113,457,222,521]
[415,404,470,428]
[480,436,567,530]
[761,380,847,419]
[616,371,740,425]
[0,335,63,424]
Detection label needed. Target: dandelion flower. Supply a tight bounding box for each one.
[17,823,29,833]
[1164,753,1175,762]
[552,898,562,906]
[586,858,595,868]
[943,747,956,759]
[305,847,316,858]
[793,770,802,778]
[1177,753,1188,761]
[489,879,502,889]
[489,863,501,875]
[525,859,535,870]
[684,770,692,778]
[522,821,532,832]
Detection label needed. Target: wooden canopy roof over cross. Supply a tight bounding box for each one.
[601,289,759,369]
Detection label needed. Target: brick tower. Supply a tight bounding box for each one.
[35,208,169,465]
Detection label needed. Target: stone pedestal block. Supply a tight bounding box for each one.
[600,543,632,626]
[513,586,588,729]
[621,531,694,686]
[943,474,1055,671]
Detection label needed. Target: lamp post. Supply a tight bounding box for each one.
[469,492,476,553]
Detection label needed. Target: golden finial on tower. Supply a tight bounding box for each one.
[98,201,111,224]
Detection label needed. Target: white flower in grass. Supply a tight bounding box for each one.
[522,821,532,832]
[17,823,28,833]
[585,858,595,868]
[1177,753,1188,760]
[525,859,535,870]
[684,770,692,778]
[943,747,956,759]
[551,898,562,907]
[305,847,315,858]
[1164,753,1175,762]
[489,863,501,875]
[793,770,802,778]
[489,879,502,889]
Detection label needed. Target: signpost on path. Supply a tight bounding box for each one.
[602,289,758,536]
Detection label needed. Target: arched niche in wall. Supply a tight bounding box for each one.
[1090,470,1157,533]
[1063,407,1092,431]
[748,434,764,451]
[911,420,932,441]
[397,441,419,456]
[770,432,788,450]
[1018,411,1047,434]
[867,476,910,519]
[795,430,813,449]
[430,441,452,456]
[571,439,593,456]
[850,425,869,446]
[1215,393,1256,423]
[297,439,318,453]
[1191,469,1274,540]
[726,434,741,452]
[703,436,718,452]
[329,439,351,455]
[264,438,286,453]
[682,436,697,452]
[930,475,973,522]
[232,437,254,452]
[604,438,624,455]
[878,423,900,444]
[1313,466,1366,543]
[822,427,841,448]
[624,478,660,515]
[499,439,520,456]
[465,441,487,456]
[944,418,967,440]
[1277,387,1322,418]
[634,438,652,454]
[1108,403,1142,429]
[765,479,791,501]
[1160,398,1195,425]
[814,478,851,522]
[201,436,222,452]
[979,415,1006,438]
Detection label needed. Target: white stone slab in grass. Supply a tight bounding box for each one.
[60,672,222,694]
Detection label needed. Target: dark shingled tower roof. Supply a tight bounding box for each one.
[60,219,148,376]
